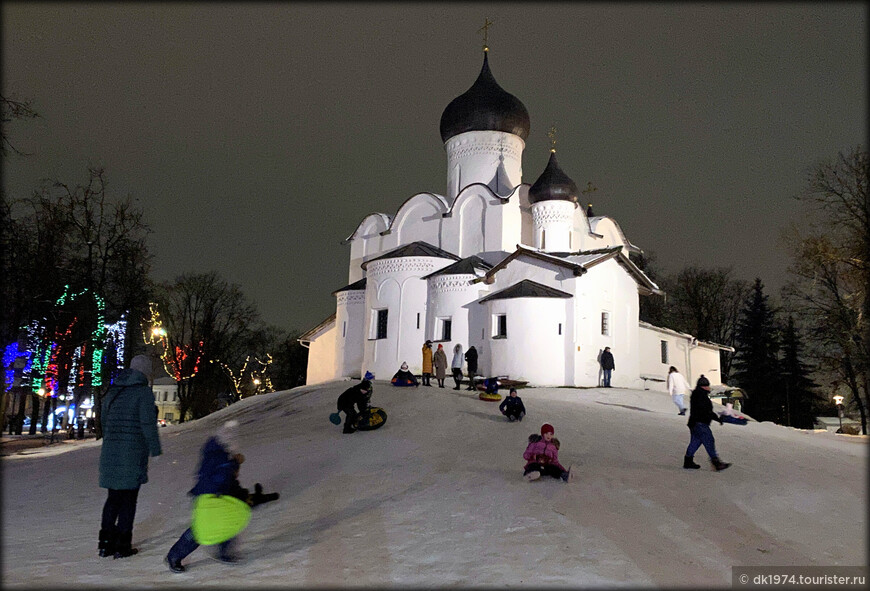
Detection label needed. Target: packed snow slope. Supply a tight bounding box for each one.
[2,381,866,588]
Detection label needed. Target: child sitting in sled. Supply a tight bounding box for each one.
[522,423,573,482]
[165,420,279,572]
[391,362,419,387]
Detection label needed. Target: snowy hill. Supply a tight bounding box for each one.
[2,382,866,587]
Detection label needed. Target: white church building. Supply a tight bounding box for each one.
[300,49,730,390]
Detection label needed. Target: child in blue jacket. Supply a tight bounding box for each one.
[165,420,278,572]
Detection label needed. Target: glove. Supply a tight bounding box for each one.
[250,482,280,507]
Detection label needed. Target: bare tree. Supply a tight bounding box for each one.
[1,94,39,157]
[783,146,869,434]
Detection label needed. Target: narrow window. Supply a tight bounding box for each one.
[601,312,610,336]
[342,321,347,338]
[442,319,452,341]
[558,323,562,335]
[541,229,546,250]
[660,340,669,364]
[163,392,168,402]
[416,313,420,329]
[494,314,507,338]
[376,309,388,339]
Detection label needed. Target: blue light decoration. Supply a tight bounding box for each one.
[3,342,33,392]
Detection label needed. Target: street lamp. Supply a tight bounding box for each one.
[833,394,845,432]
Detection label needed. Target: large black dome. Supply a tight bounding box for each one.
[439,52,531,144]
[528,151,578,205]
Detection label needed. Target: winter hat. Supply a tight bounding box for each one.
[540,423,555,436]
[509,388,518,395]
[400,362,409,371]
[129,355,153,380]
[216,420,240,455]
[425,340,432,346]
[437,344,443,350]
[364,371,375,381]
[359,379,372,391]
[696,375,710,388]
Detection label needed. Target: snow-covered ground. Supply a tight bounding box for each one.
[2,381,866,588]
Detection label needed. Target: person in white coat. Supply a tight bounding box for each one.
[667,366,691,415]
[450,344,464,390]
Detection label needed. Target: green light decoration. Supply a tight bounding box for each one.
[50,285,107,388]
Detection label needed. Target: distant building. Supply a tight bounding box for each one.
[152,376,180,423]
[300,48,731,388]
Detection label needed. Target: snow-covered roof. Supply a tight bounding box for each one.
[478,279,573,303]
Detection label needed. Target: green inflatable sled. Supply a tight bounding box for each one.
[191,494,252,545]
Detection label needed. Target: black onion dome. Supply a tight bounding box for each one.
[528,151,579,205]
[439,52,531,143]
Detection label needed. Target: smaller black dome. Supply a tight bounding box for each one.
[528,151,579,205]
[439,52,531,143]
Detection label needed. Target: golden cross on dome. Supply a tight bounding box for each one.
[548,126,557,153]
[582,181,598,195]
[478,18,494,51]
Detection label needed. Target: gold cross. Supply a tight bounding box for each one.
[478,18,494,51]
[582,182,598,195]
[548,125,557,153]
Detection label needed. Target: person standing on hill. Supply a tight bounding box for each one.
[98,354,162,559]
[599,347,615,388]
[667,366,690,415]
[451,344,464,390]
[433,344,448,388]
[421,341,433,386]
[684,375,731,471]
[464,346,479,391]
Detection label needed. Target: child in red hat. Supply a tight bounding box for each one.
[522,423,573,482]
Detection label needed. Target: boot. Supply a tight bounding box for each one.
[683,456,700,470]
[711,458,731,472]
[98,528,116,558]
[113,531,139,559]
[166,554,185,573]
[524,470,541,482]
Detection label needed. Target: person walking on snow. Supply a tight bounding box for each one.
[684,375,731,471]
[421,341,433,386]
[433,344,448,388]
[464,346,479,391]
[165,420,279,572]
[667,366,690,415]
[97,354,162,559]
[499,388,526,421]
[523,423,573,482]
[599,347,615,387]
[451,344,464,390]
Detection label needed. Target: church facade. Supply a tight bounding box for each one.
[300,50,730,390]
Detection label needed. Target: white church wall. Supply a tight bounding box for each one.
[485,297,567,385]
[455,191,487,257]
[305,322,338,385]
[362,256,453,378]
[426,274,486,358]
[572,259,642,388]
[391,193,447,251]
[586,217,632,255]
[348,214,389,283]
[335,290,366,379]
[444,131,524,200]
[637,324,725,389]
[532,200,575,252]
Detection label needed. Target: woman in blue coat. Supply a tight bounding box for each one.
[98,355,162,559]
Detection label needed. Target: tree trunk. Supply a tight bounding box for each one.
[28,393,40,434]
[40,396,51,433]
[14,388,26,434]
[94,385,104,439]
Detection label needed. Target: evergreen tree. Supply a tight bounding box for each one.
[779,316,820,429]
[732,279,782,422]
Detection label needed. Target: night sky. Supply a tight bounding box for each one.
[3,3,866,333]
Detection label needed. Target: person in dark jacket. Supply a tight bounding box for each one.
[464,346,479,390]
[98,354,162,559]
[499,388,526,422]
[337,379,372,434]
[684,375,731,471]
[599,347,615,387]
[391,362,419,388]
[165,420,279,572]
